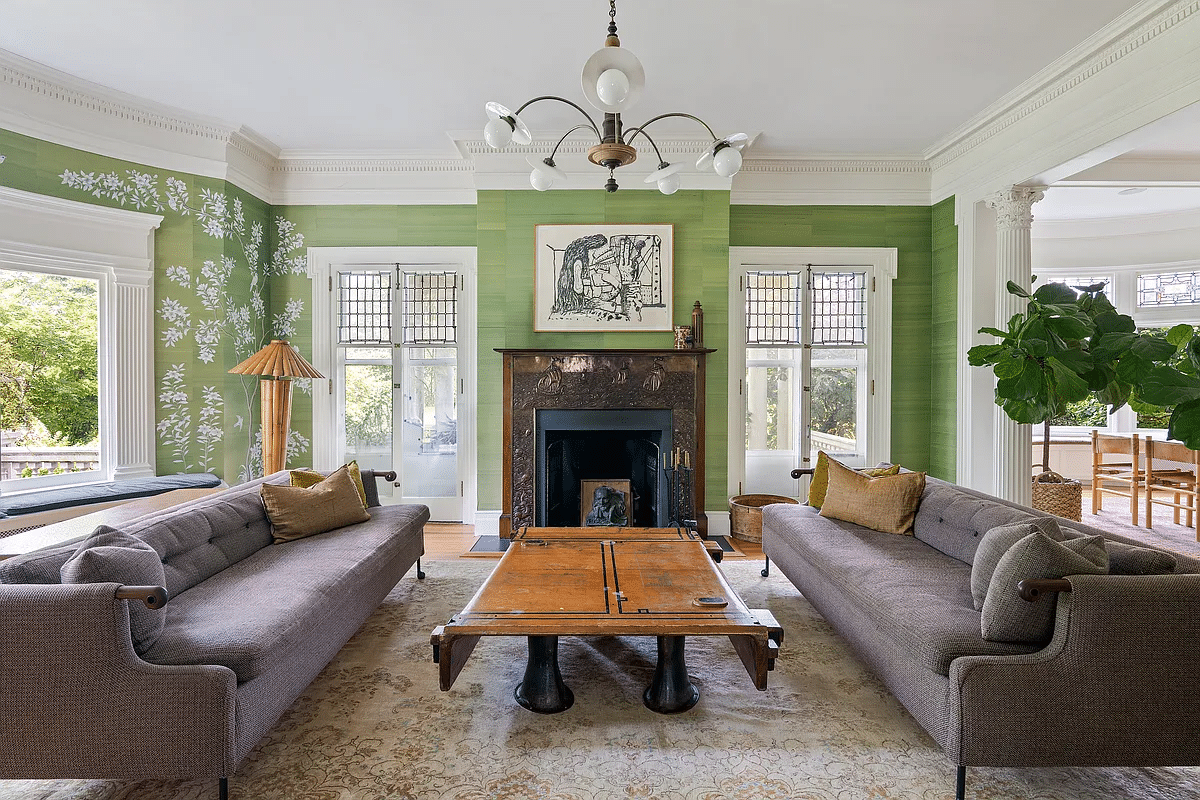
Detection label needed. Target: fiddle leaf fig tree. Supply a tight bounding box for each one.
[968,280,1200,470]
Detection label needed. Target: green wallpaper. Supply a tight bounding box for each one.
[0,128,302,481]
[270,205,478,450]
[930,196,958,481]
[728,204,938,474]
[476,189,731,511]
[1,125,960,497]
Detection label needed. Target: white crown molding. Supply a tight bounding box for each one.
[1061,154,1200,183]
[732,157,932,205]
[928,0,1200,200]
[273,153,477,205]
[1033,205,1200,238]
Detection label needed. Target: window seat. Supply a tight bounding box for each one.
[0,473,223,520]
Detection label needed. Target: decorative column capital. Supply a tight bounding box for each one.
[985,185,1046,230]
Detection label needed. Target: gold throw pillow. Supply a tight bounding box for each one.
[263,465,371,543]
[818,458,926,535]
[290,461,368,509]
[808,452,900,508]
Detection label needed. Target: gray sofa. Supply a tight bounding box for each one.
[0,470,428,798]
[762,474,1200,799]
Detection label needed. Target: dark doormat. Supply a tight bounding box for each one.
[468,535,509,553]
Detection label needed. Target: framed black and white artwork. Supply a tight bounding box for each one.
[534,223,673,331]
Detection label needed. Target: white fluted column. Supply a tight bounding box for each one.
[110,267,156,479]
[984,186,1044,506]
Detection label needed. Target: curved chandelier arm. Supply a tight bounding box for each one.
[621,126,666,165]
[548,124,602,161]
[513,96,603,140]
[624,112,719,145]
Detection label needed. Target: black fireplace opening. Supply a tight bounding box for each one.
[536,409,672,528]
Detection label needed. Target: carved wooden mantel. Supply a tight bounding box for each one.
[498,348,715,539]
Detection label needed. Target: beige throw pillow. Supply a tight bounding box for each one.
[818,458,926,535]
[290,461,368,509]
[261,465,371,543]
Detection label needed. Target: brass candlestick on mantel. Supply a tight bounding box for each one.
[229,340,324,475]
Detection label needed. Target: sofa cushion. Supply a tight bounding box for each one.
[139,504,426,681]
[763,504,1041,674]
[59,525,166,654]
[119,476,280,597]
[261,466,372,543]
[981,532,1109,644]
[819,459,926,535]
[807,452,899,509]
[970,517,1064,610]
[1059,528,1177,575]
[289,461,368,509]
[912,482,1040,565]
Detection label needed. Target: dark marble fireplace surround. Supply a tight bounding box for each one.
[499,348,713,538]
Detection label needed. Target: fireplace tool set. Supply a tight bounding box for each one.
[663,447,696,531]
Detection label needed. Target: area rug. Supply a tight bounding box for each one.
[2,560,1197,800]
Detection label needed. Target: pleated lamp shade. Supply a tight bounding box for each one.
[229,339,324,378]
[229,340,324,475]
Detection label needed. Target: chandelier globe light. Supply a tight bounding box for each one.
[482,0,748,194]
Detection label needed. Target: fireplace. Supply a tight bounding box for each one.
[498,348,714,538]
[536,409,672,527]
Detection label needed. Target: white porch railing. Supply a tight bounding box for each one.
[0,447,100,480]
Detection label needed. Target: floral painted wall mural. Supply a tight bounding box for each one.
[50,162,314,482]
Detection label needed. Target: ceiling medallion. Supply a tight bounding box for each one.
[482,0,748,194]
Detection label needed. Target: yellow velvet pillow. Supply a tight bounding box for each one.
[808,452,900,508]
[290,461,367,509]
[808,451,832,508]
[818,458,926,535]
[263,465,371,543]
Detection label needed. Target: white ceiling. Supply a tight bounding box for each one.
[0,0,1148,158]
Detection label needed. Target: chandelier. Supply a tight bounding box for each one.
[482,0,748,194]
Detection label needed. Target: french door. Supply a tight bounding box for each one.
[729,247,895,500]
[332,262,470,521]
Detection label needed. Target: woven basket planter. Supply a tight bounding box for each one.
[729,494,799,542]
[1031,470,1082,522]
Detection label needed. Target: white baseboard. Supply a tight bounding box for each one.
[706,511,731,538]
[473,510,500,537]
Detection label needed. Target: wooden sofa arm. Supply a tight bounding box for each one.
[790,468,815,480]
[115,584,169,609]
[1017,578,1073,602]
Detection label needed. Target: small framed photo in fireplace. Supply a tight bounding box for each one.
[535,223,673,332]
[581,479,632,527]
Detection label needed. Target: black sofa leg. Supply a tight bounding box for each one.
[416,558,426,580]
[955,765,966,800]
[761,556,770,578]
[219,776,228,800]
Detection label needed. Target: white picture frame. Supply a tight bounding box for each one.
[534,223,673,332]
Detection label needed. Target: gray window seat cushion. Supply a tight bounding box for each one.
[766,505,1041,674]
[139,504,427,682]
[0,472,222,519]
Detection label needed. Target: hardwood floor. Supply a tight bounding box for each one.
[421,522,764,562]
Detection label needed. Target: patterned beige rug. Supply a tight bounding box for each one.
[3,559,1196,800]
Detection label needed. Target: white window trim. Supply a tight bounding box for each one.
[0,186,159,494]
[1036,261,1200,439]
[728,246,896,497]
[307,246,477,523]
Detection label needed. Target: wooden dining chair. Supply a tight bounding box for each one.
[1091,430,1143,526]
[1144,437,1199,538]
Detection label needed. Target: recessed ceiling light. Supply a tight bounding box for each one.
[1118,187,1148,195]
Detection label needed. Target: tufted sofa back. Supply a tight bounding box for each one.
[0,472,287,591]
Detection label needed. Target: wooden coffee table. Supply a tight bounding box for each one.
[432,527,782,714]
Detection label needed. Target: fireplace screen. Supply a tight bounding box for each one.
[536,409,672,528]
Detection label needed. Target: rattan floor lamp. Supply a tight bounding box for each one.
[229,340,324,475]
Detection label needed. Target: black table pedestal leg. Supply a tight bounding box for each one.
[515,635,573,713]
[644,635,700,713]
